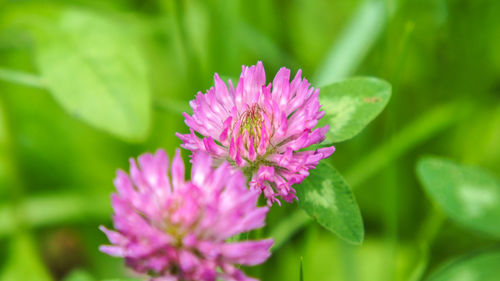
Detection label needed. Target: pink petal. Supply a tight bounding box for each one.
[221,239,273,265]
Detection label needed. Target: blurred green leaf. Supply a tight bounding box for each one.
[319,77,391,143]
[0,205,16,235]
[0,193,110,238]
[63,269,96,281]
[24,193,110,227]
[295,161,364,245]
[33,8,151,141]
[0,233,53,281]
[417,157,500,237]
[426,249,500,281]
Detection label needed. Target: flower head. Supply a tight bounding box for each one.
[177,62,335,205]
[99,149,273,281]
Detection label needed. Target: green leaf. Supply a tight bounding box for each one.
[426,249,500,281]
[0,233,53,281]
[318,77,391,143]
[33,8,151,141]
[295,161,364,244]
[417,157,500,237]
[268,102,467,250]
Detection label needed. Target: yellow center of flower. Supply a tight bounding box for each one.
[163,200,187,247]
[240,105,263,138]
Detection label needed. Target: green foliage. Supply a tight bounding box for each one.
[345,102,468,187]
[0,0,499,280]
[417,157,500,237]
[264,235,422,281]
[300,256,304,281]
[269,209,311,251]
[426,249,500,281]
[63,269,96,281]
[295,162,364,245]
[318,77,391,143]
[33,8,151,141]
[0,67,44,88]
[313,0,387,85]
[0,233,53,281]
[0,193,110,238]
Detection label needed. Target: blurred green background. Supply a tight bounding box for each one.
[1,0,499,280]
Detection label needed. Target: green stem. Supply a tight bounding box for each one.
[339,241,359,281]
[299,256,304,281]
[0,98,24,231]
[0,67,45,89]
[0,193,110,238]
[407,207,446,281]
[0,100,54,280]
[270,210,312,251]
[313,0,387,86]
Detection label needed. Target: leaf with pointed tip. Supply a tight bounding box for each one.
[33,8,151,141]
[295,161,364,244]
